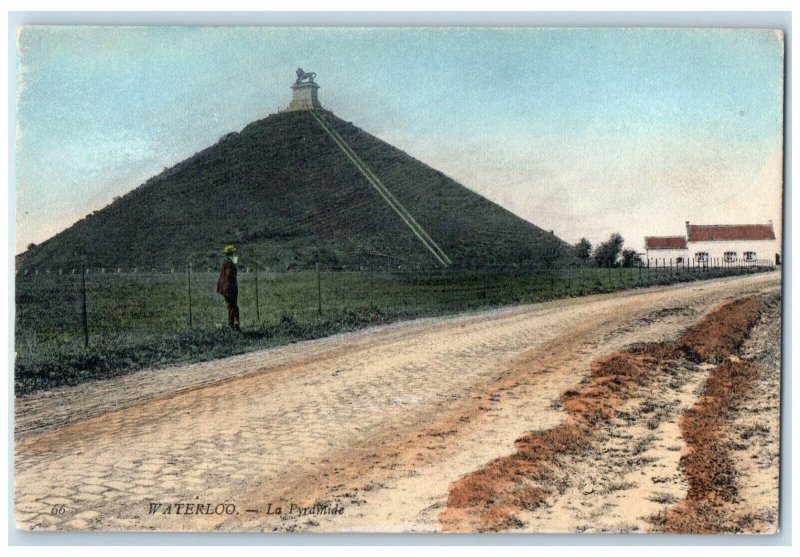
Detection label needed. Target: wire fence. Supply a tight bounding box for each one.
[15,259,776,351]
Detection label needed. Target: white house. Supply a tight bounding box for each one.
[644,236,689,267]
[685,221,778,266]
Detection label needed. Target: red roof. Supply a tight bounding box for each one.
[686,224,775,242]
[645,236,687,250]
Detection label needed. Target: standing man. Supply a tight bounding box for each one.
[217,245,240,331]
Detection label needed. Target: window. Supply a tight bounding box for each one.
[676,257,684,265]
[743,251,756,261]
[724,251,737,262]
[695,252,708,263]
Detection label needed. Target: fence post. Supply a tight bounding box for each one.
[254,267,260,323]
[316,262,322,317]
[80,268,89,348]
[187,264,193,329]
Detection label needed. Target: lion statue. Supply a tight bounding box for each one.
[295,68,317,84]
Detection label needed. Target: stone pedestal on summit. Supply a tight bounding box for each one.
[288,81,321,111]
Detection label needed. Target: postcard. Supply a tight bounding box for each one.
[13,25,784,534]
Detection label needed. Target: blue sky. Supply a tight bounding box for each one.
[15,26,784,253]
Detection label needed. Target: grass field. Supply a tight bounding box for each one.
[14,263,773,394]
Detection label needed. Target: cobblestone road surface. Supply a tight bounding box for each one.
[14,272,780,531]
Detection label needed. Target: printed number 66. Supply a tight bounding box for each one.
[51,504,66,516]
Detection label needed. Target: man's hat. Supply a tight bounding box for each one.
[223,245,238,255]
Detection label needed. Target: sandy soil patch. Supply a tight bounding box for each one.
[439,294,778,533]
[653,294,781,533]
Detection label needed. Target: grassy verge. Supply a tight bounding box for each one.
[14,266,773,395]
[14,307,398,395]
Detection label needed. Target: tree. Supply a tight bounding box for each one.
[26,243,37,251]
[593,233,624,268]
[575,238,592,264]
[621,248,641,268]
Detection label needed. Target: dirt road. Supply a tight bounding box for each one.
[14,272,781,532]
